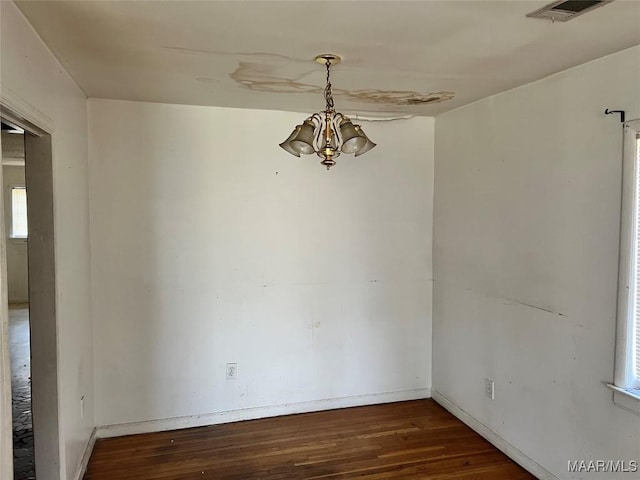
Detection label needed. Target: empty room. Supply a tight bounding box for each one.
[0,1,639,479]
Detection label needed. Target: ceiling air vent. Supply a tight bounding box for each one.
[527,0,614,22]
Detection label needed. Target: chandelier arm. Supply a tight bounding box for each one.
[332,113,344,151]
[310,113,325,152]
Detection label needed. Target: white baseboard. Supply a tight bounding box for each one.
[96,388,430,439]
[431,390,557,480]
[74,427,97,480]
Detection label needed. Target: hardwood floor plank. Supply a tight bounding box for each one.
[84,400,536,480]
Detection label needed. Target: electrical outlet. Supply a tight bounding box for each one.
[485,378,495,400]
[80,395,85,419]
[226,363,237,380]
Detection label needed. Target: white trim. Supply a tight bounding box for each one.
[0,135,14,480]
[1,102,62,480]
[607,384,640,416]
[2,159,25,167]
[615,119,640,389]
[0,83,54,135]
[73,427,97,480]
[432,390,557,480]
[96,388,430,439]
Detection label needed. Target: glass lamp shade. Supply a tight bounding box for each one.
[353,125,376,157]
[289,120,316,155]
[339,120,367,154]
[279,125,302,157]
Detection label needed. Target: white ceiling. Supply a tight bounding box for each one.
[15,0,640,117]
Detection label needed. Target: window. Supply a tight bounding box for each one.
[10,186,28,239]
[613,119,640,412]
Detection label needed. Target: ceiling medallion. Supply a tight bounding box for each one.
[279,54,376,170]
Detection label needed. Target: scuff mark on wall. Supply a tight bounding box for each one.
[505,297,567,317]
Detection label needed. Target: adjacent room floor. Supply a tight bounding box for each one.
[84,399,535,480]
[10,304,35,480]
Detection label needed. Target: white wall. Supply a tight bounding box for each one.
[433,45,640,479]
[0,2,94,479]
[2,165,28,303]
[88,99,433,427]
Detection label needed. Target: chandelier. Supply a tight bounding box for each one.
[279,54,376,170]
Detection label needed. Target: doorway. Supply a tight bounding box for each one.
[0,109,59,480]
[2,121,33,479]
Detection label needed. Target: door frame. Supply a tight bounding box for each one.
[0,103,60,480]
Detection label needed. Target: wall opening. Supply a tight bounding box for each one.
[0,107,59,480]
[2,122,34,479]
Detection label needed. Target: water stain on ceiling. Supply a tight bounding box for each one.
[231,61,321,94]
[229,60,455,107]
[344,89,455,106]
[164,46,455,108]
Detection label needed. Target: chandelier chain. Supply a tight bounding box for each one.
[324,60,334,112]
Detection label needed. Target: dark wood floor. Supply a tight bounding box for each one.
[84,400,536,480]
